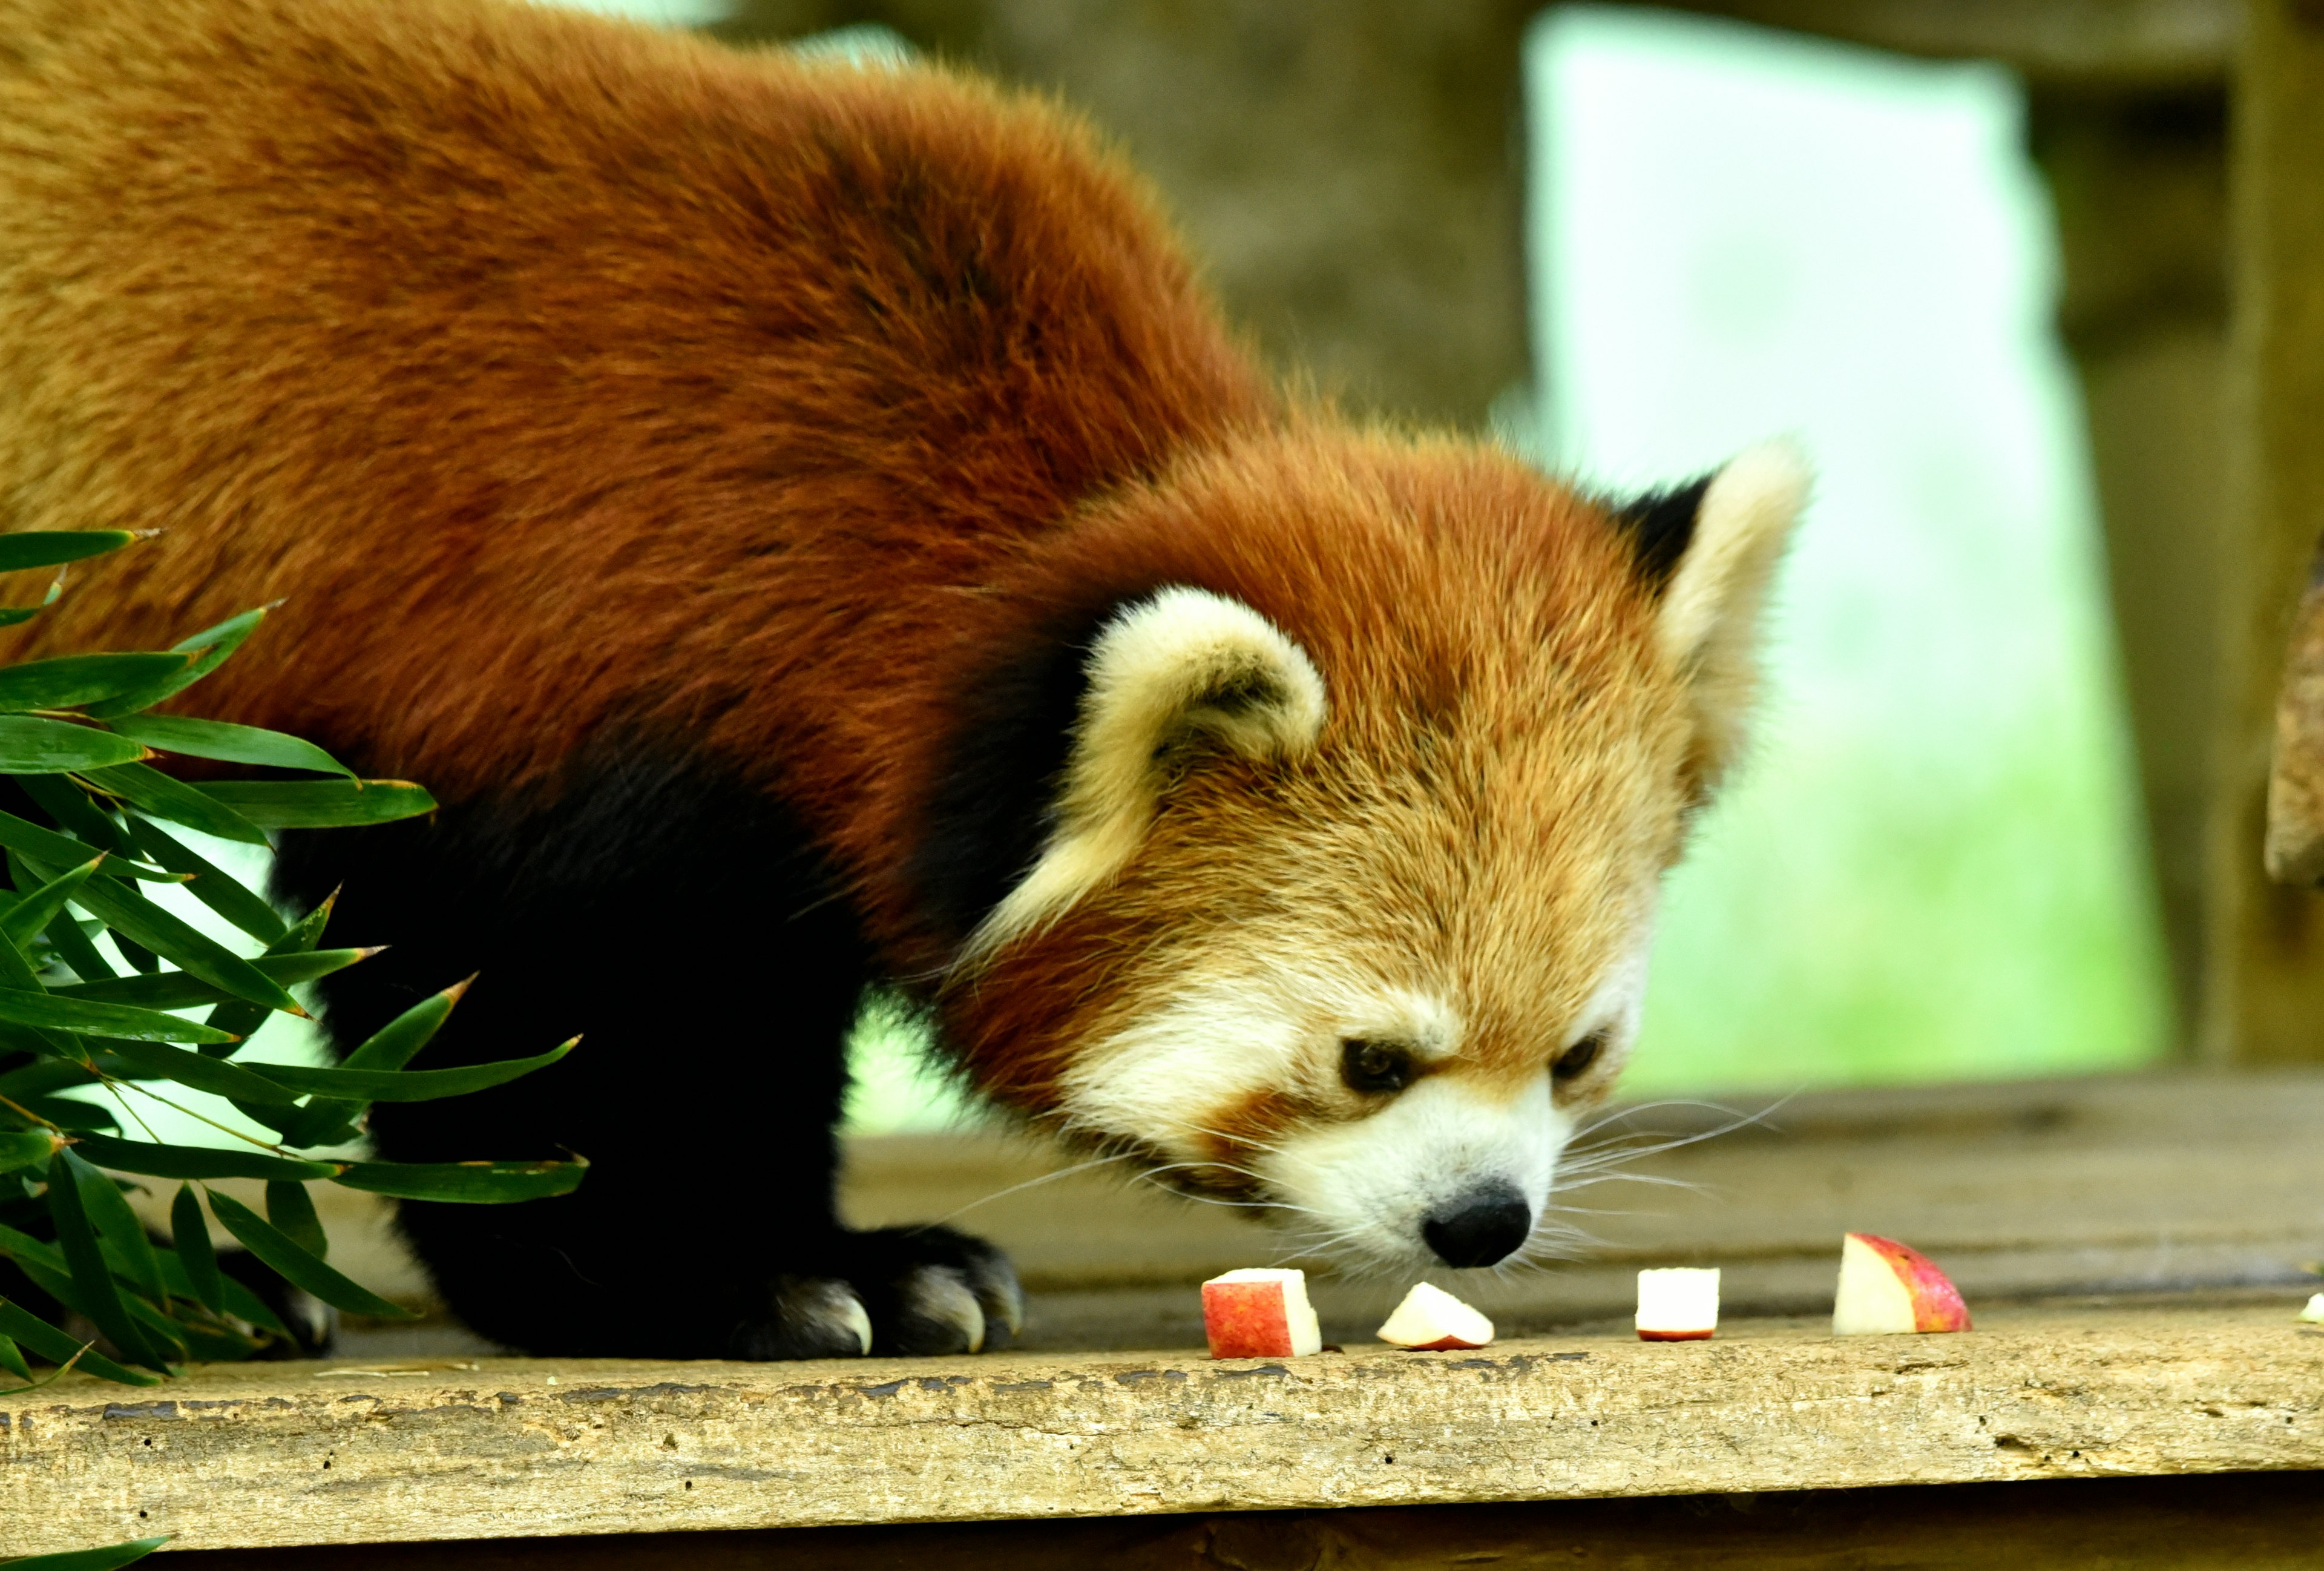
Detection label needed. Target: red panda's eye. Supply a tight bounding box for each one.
[1554,1032,1607,1082]
[1341,1039,1414,1095]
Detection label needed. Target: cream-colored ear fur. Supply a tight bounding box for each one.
[1657,440,1809,789]
[962,587,1327,964]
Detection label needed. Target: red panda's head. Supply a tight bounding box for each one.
[911,430,1805,1273]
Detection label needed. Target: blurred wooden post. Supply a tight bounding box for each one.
[2201,0,2324,1062]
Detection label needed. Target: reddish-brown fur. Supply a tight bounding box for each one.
[0,0,1686,1121]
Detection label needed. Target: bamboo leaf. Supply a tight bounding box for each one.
[44,865,301,1015]
[0,530,137,573]
[0,1331,28,1382]
[0,1128,59,1174]
[84,604,271,719]
[206,892,333,1042]
[0,857,102,953]
[0,1299,153,1387]
[0,1536,172,1569]
[16,776,131,854]
[191,779,437,829]
[120,817,286,942]
[347,978,470,1072]
[71,1134,336,1182]
[80,763,267,847]
[44,1151,165,1369]
[0,990,237,1044]
[170,1182,225,1317]
[107,715,355,779]
[94,1041,298,1104]
[155,1243,287,1337]
[62,1149,166,1306]
[0,805,176,878]
[264,1179,327,1259]
[251,1037,575,1102]
[53,949,369,1010]
[203,1191,413,1320]
[332,1156,587,1204]
[0,654,189,714]
[0,717,147,774]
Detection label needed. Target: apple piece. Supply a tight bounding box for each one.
[2299,1292,2324,1325]
[1635,1267,1720,1341]
[1203,1268,1324,1358]
[1832,1232,1972,1335]
[1375,1282,1494,1349]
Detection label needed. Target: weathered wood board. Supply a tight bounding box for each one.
[4,1301,2319,1555]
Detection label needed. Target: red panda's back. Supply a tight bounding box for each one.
[0,0,1270,792]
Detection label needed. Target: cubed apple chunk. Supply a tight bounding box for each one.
[1374,1282,1494,1349]
[1635,1267,1720,1340]
[1203,1268,1323,1358]
[1832,1232,1971,1335]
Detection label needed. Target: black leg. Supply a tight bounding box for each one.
[271,745,1017,1360]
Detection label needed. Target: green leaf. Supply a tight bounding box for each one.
[80,763,267,847]
[0,1536,172,1569]
[42,863,301,1015]
[52,948,370,1010]
[251,1036,575,1102]
[154,1243,287,1337]
[190,779,437,829]
[0,530,137,573]
[347,979,470,1072]
[170,1181,224,1317]
[62,1149,166,1306]
[0,989,238,1044]
[203,1190,413,1320]
[44,1151,165,1370]
[70,1134,336,1182]
[0,717,148,774]
[0,1128,58,1174]
[0,654,189,714]
[84,604,271,719]
[11,1095,114,1132]
[332,1156,587,1204]
[121,816,286,942]
[0,571,67,630]
[94,1041,298,1104]
[106,714,354,779]
[40,911,114,983]
[0,1057,91,1099]
[0,856,103,953]
[0,1331,28,1382]
[265,1179,327,1259]
[0,1297,154,1386]
[0,804,177,878]
[206,892,333,1043]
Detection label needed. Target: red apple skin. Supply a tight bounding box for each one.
[1636,1328,1715,1342]
[1851,1233,1972,1332]
[1203,1280,1293,1358]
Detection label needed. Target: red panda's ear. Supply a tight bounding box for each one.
[961,587,1325,963]
[1633,441,1809,795]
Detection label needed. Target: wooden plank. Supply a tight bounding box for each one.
[3,1302,2320,1554]
[2201,0,2324,1063]
[844,1072,2324,1348]
[139,1472,2324,1570]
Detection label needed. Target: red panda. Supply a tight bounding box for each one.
[0,0,1804,1359]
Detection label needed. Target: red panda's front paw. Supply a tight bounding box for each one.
[840,1225,1025,1357]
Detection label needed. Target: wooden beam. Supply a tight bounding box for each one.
[138,1472,2324,1570]
[2201,0,2324,1062]
[4,1301,2319,1555]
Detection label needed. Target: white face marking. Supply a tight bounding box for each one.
[1056,928,1659,1270]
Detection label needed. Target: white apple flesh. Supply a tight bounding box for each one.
[1374,1282,1494,1350]
[1635,1267,1720,1340]
[1203,1268,1324,1358]
[1832,1232,1972,1335]
[2299,1292,2323,1325]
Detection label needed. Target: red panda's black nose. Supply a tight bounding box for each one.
[1421,1184,1532,1268]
